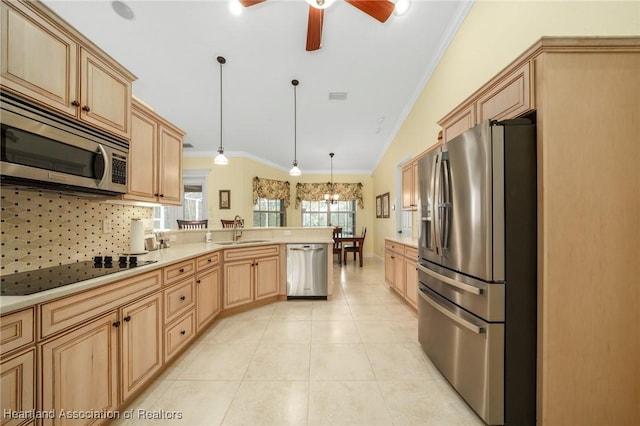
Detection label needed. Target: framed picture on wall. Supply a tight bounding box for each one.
[376,195,382,218]
[381,192,390,218]
[219,190,230,209]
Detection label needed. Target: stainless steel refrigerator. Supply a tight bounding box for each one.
[417,119,537,425]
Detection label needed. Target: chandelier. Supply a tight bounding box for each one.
[324,152,339,204]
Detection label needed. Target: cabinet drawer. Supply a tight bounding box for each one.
[40,270,162,339]
[164,259,196,286]
[223,245,279,262]
[164,277,195,325]
[164,310,195,362]
[196,252,220,271]
[384,240,404,254]
[404,246,418,260]
[1,308,35,356]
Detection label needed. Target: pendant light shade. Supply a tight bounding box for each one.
[324,152,339,204]
[214,56,228,166]
[305,0,336,9]
[289,79,302,176]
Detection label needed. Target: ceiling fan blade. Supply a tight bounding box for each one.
[238,0,265,7]
[306,6,324,52]
[345,0,395,23]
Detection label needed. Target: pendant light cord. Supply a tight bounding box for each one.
[294,83,297,163]
[219,59,223,152]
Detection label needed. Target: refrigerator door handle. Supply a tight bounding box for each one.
[440,152,452,251]
[417,263,484,295]
[418,286,485,334]
[433,153,442,254]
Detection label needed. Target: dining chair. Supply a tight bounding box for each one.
[332,227,343,265]
[221,219,244,228]
[177,219,208,230]
[343,226,366,267]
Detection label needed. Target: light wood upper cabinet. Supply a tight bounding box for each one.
[120,292,162,404]
[0,0,78,115]
[40,312,119,426]
[401,161,418,211]
[79,47,131,139]
[125,100,184,205]
[440,103,476,143]
[158,124,184,205]
[0,0,135,139]
[476,61,532,122]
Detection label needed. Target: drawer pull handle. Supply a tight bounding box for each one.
[71,100,80,107]
[179,268,185,273]
[208,259,212,263]
[123,315,131,322]
[180,295,186,301]
[112,321,121,328]
[82,105,91,112]
[196,280,201,284]
[180,330,186,335]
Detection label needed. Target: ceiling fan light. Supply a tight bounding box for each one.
[305,0,335,10]
[228,0,242,15]
[394,0,411,16]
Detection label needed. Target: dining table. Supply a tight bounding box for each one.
[333,235,366,267]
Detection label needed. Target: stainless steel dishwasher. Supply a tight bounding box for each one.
[286,243,328,299]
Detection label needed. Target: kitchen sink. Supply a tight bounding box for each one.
[215,241,235,245]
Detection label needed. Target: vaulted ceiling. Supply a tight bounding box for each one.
[43,0,473,174]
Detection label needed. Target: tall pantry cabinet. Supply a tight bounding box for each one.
[437,37,640,425]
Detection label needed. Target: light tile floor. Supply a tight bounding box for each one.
[114,257,483,426]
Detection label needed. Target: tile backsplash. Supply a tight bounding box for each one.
[1,188,153,275]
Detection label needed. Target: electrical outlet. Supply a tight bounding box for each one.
[102,219,112,234]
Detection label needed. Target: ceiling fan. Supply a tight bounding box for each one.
[239,0,396,51]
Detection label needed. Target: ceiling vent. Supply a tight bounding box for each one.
[328,92,348,101]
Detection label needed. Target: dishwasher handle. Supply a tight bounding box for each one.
[289,247,324,252]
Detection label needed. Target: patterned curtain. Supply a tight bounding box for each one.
[295,182,364,209]
[252,177,291,207]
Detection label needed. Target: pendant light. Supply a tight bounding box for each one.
[289,79,302,176]
[305,0,336,9]
[324,152,339,204]
[214,56,228,165]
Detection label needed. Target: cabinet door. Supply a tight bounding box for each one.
[125,105,158,202]
[0,1,78,115]
[1,348,35,426]
[441,104,476,143]
[401,163,415,210]
[404,257,418,309]
[224,261,254,309]
[393,255,405,296]
[41,312,118,426]
[384,251,395,287]
[120,293,162,403]
[79,47,131,139]
[196,267,221,332]
[476,61,532,122]
[254,256,279,300]
[157,125,183,205]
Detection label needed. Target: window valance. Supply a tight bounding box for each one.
[252,177,291,207]
[295,182,364,209]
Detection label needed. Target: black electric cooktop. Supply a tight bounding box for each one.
[1,256,157,296]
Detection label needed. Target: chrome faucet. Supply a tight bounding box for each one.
[232,215,243,242]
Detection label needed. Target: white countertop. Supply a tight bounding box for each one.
[1,237,332,315]
[384,236,419,248]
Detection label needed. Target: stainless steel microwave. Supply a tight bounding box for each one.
[0,91,128,196]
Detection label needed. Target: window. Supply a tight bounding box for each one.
[153,170,209,230]
[253,197,286,227]
[301,200,356,235]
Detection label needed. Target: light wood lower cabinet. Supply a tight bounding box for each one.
[384,240,418,310]
[1,348,35,426]
[196,266,221,332]
[120,293,162,404]
[223,245,280,309]
[164,310,195,363]
[40,312,119,426]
